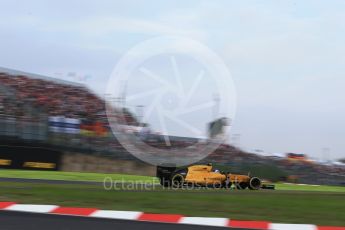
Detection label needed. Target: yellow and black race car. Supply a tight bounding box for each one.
[157,164,274,190]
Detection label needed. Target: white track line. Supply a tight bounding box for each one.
[5,204,58,213]
[269,223,317,230]
[180,217,229,226]
[91,210,142,220]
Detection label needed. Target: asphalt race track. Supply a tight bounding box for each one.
[0,211,247,230]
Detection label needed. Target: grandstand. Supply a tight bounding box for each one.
[0,67,141,171]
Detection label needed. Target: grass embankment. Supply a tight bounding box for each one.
[0,169,157,183]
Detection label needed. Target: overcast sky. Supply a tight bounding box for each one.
[0,0,344,160]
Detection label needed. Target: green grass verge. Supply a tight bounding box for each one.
[276,183,345,192]
[0,169,157,183]
[0,181,344,226]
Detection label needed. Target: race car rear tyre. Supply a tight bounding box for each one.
[171,174,184,188]
[159,178,171,187]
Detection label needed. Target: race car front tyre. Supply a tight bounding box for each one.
[249,177,262,190]
[222,182,232,189]
[236,182,248,190]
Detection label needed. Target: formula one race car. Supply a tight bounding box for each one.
[157,164,274,190]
